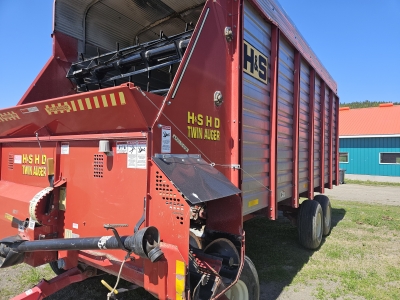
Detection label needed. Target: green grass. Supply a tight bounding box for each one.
[244,199,400,300]
[0,264,54,299]
[20,265,54,287]
[345,178,400,187]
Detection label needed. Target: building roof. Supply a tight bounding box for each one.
[339,103,400,137]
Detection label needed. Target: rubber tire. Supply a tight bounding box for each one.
[314,195,332,236]
[225,256,260,300]
[298,200,323,250]
[49,261,66,275]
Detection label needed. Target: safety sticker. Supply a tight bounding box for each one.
[161,126,171,153]
[116,141,128,153]
[20,107,39,114]
[136,141,147,168]
[72,223,79,229]
[173,134,189,152]
[28,218,35,230]
[61,142,69,155]
[65,229,73,238]
[0,111,20,122]
[4,213,13,222]
[14,155,22,164]
[44,92,126,115]
[127,140,147,169]
[248,199,259,207]
[98,236,112,249]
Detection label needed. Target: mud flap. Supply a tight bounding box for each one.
[152,155,241,204]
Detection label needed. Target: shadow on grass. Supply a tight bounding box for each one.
[243,207,346,300]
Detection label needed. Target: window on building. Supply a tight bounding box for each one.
[380,153,400,164]
[339,152,349,163]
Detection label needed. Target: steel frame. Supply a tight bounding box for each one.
[319,81,326,194]
[268,25,279,219]
[292,51,301,208]
[328,91,334,189]
[307,69,316,199]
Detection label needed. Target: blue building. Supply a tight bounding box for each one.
[339,104,400,182]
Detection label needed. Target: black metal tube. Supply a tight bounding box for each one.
[81,39,189,79]
[1,227,163,268]
[117,53,142,67]
[14,235,130,252]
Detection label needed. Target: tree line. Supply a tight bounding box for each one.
[339,100,400,109]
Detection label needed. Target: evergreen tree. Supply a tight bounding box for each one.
[339,100,400,109]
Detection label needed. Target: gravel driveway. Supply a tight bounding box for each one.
[321,183,400,206]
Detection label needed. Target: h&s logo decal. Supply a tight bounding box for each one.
[243,40,268,84]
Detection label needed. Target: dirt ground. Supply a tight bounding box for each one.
[322,183,400,206]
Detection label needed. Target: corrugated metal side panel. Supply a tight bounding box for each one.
[137,18,188,43]
[277,36,294,201]
[242,1,272,215]
[324,86,330,183]
[339,137,400,176]
[251,0,337,94]
[55,0,205,52]
[332,96,337,179]
[86,2,142,50]
[314,75,321,187]
[86,0,189,50]
[55,0,89,40]
[161,0,204,12]
[298,59,310,194]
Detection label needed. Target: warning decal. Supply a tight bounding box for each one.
[161,126,171,153]
[127,140,147,169]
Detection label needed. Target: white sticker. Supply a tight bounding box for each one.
[20,107,39,114]
[29,187,53,223]
[25,289,33,296]
[72,223,79,229]
[61,142,70,155]
[65,229,72,238]
[72,233,80,238]
[173,134,189,152]
[127,140,147,169]
[116,141,128,153]
[127,141,138,168]
[14,155,22,164]
[161,126,171,153]
[136,140,147,169]
[28,219,35,230]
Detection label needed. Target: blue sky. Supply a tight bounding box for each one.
[0,0,399,108]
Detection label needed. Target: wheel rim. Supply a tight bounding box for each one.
[316,210,322,240]
[225,280,249,300]
[325,205,331,228]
